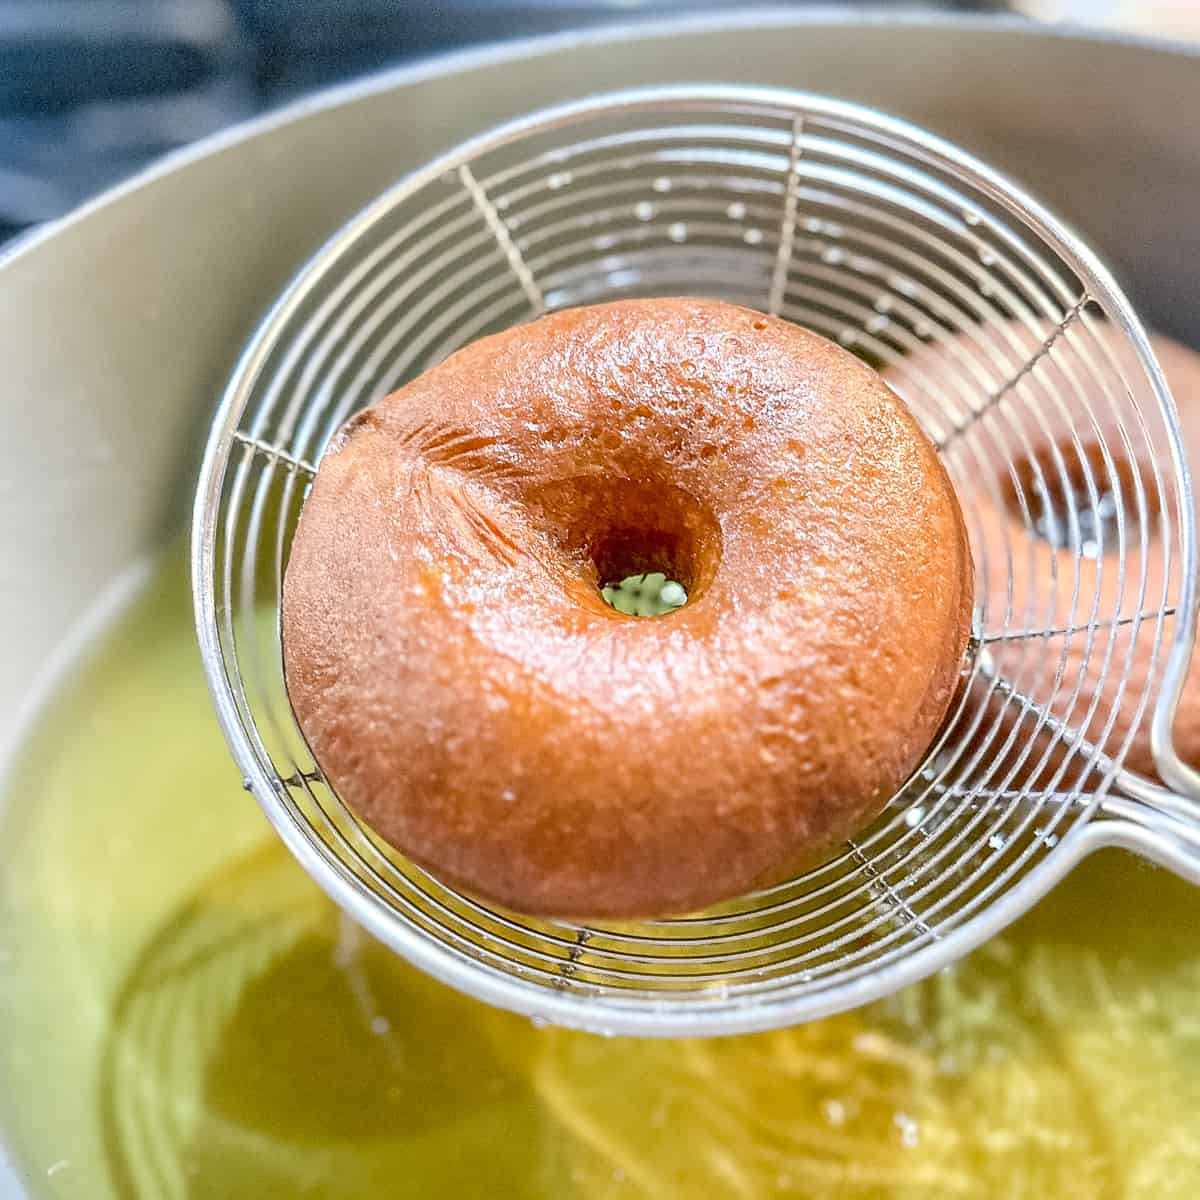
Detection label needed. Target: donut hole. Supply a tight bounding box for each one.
[590,494,720,616]
[529,475,722,616]
[600,571,688,616]
[1005,440,1159,558]
[591,523,696,607]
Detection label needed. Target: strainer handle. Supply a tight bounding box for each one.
[1151,643,1200,805]
[1144,309,1200,807]
[1102,791,1200,886]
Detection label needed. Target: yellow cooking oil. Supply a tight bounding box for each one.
[2,547,1200,1199]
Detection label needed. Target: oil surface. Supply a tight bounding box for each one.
[2,549,1200,1198]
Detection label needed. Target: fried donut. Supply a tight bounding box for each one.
[282,298,973,917]
[885,324,1200,781]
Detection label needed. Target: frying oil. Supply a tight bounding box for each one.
[2,548,1200,1198]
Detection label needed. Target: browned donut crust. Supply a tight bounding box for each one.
[282,298,973,917]
[886,326,1200,782]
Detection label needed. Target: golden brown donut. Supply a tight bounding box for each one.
[885,324,1200,782]
[283,298,973,918]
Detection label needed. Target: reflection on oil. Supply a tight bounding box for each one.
[101,845,553,1199]
[3,549,1200,1198]
[97,836,1200,1199]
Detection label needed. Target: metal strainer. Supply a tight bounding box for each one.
[193,85,1200,1037]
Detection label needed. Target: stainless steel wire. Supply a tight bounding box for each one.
[193,86,1200,1036]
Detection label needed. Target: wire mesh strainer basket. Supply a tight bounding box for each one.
[193,86,1200,1037]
